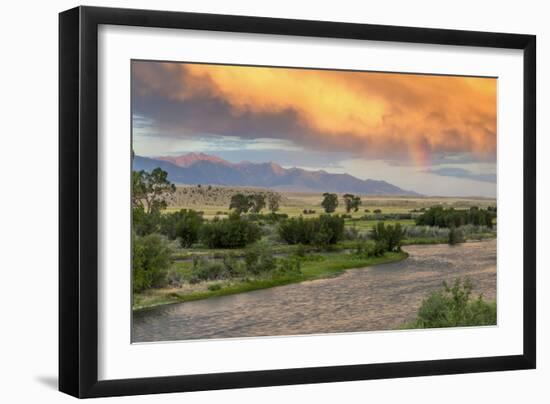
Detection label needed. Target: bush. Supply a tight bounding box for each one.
[132,206,162,236]
[354,240,384,257]
[276,257,302,276]
[416,206,495,228]
[408,278,496,328]
[448,226,465,245]
[200,213,261,248]
[132,233,172,292]
[189,257,227,283]
[278,215,345,246]
[344,225,360,240]
[404,225,449,239]
[244,243,277,275]
[371,222,405,252]
[160,209,203,247]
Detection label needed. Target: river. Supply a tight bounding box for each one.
[132,239,496,342]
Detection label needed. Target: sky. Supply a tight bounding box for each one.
[132,60,497,197]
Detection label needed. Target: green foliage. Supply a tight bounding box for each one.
[160,209,204,247]
[229,193,253,214]
[416,206,495,229]
[408,278,496,328]
[267,193,281,213]
[371,222,405,252]
[249,194,266,213]
[229,193,269,214]
[189,257,226,283]
[244,243,277,275]
[277,215,345,246]
[132,168,175,214]
[132,206,162,236]
[343,193,362,213]
[354,240,385,258]
[246,212,288,223]
[321,192,338,213]
[200,212,261,248]
[448,226,465,245]
[276,257,302,276]
[132,233,172,292]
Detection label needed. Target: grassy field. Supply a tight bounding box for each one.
[134,186,496,311]
[165,185,496,219]
[133,250,407,311]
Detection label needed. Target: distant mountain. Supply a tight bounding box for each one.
[133,153,420,196]
[157,152,230,168]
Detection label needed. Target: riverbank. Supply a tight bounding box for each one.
[133,240,497,342]
[133,250,408,311]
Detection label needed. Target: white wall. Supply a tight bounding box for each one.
[0,0,546,402]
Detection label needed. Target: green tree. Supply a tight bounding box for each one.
[267,193,281,213]
[343,193,362,213]
[200,212,261,248]
[132,168,175,214]
[277,215,344,246]
[160,209,204,247]
[229,193,252,214]
[132,233,172,292]
[249,194,266,213]
[371,222,405,252]
[321,192,338,213]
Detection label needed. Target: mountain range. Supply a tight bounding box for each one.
[133,152,419,196]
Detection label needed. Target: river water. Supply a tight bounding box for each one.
[133,239,496,343]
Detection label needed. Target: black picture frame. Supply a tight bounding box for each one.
[59,6,536,398]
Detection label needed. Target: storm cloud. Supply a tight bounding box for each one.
[132,61,497,164]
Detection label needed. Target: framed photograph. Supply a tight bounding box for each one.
[59,6,536,398]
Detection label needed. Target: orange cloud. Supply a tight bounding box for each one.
[135,62,496,164]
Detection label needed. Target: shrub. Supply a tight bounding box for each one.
[208,284,222,291]
[353,240,383,257]
[371,222,405,252]
[448,226,465,245]
[416,206,495,228]
[244,243,277,275]
[276,257,302,276]
[132,233,172,292]
[200,213,261,248]
[189,257,227,283]
[344,225,360,240]
[404,225,449,239]
[160,209,204,247]
[408,278,496,328]
[277,215,345,246]
[132,206,161,236]
[221,253,245,277]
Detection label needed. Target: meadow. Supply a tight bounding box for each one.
[133,184,496,311]
[165,185,496,219]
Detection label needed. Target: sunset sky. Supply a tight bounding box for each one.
[132,60,497,197]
